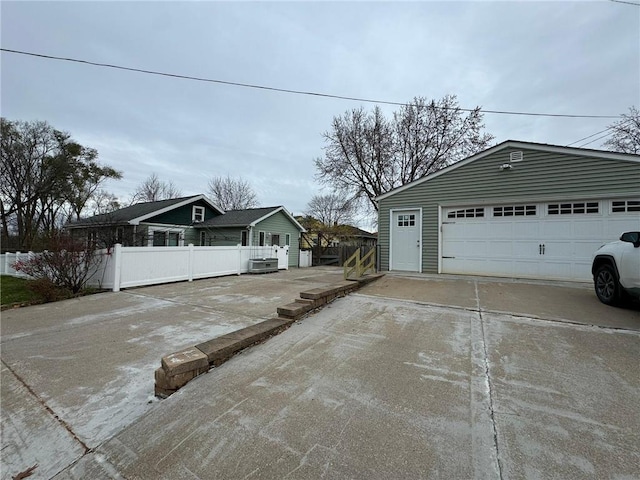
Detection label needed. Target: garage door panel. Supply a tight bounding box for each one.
[442,201,640,282]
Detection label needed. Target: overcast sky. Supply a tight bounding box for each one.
[2,1,639,227]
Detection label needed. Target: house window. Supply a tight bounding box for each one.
[241,230,248,246]
[397,214,416,226]
[153,231,166,246]
[200,231,206,246]
[272,234,280,246]
[192,206,205,223]
[285,234,290,246]
[447,208,484,219]
[259,231,265,246]
[612,200,640,213]
[116,227,124,244]
[493,205,536,217]
[548,202,599,215]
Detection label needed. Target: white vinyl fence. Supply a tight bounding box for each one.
[89,244,288,291]
[299,250,312,268]
[0,251,35,277]
[2,244,309,292]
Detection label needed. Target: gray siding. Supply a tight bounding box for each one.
[378,147,640,273]
[253,211,302,267]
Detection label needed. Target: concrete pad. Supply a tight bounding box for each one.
[66,296,495,479]
[361,274,640,330]
[132,267,345,317]
[483,313,640,478]
[360,274,479,309]
[1,363,86,480]
[0,291,261,449]
[478,281,640,330]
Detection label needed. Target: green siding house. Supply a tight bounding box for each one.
[67,197,306,268]
[67,195,223,247]
[196,206,306,268]
[377,141,640,282]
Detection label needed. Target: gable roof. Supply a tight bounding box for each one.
[377,140,640,202]
[67,195,224,228]
[197,206,306,232]
[337,225,377,239]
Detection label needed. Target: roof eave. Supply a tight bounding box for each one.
[376,140,640,201]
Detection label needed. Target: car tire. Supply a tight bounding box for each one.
[594,264,620,306]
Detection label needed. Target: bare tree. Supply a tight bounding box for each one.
[304,193,356,227]
[315,95,494,212]
[132,173,182,202]
[90,189,121,215]
[1,118,121,250]
[604,106,640,154]
[207,175,258,211]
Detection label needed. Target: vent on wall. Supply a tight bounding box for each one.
[510,151,524,162]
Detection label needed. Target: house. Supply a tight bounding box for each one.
[67,195,223,247]
[195,206,305,268]
[301,225,377,249]
[376,140,640,282]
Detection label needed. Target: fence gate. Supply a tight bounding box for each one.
[274,246,289,269]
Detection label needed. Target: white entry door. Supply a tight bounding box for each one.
[391,209,421,271]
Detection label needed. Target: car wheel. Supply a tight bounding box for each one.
[594,264,620,306]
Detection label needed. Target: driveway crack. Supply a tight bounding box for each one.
[472,281,504,480]
[1,359,91,455]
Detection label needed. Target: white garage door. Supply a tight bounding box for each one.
[441,199,640,281]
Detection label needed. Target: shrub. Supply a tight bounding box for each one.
[27,278,72,302]
[12,235,102,294]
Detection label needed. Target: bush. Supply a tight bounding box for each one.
[27,278,72,302]
[12,235,101,293]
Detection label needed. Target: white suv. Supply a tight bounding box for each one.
[592,231,640,306]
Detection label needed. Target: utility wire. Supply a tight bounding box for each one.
[609,0,640,6]
[1,47,621,120]
[567,118,633,147]
[576,131,617,148]
[567,126,615,147]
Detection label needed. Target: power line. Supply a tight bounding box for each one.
[567,118,633,147]
[576,131,617,148]
[567,126,615,147]
[609,0,640,6]
[1,47,621,120]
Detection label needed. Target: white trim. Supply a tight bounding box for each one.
[437,205,442,274]
[377,140,640,202]
[249,206,306,232]
[130,195,224,225]
[147,226,186,247]
[389,207,422,272]
[192,205,205,223]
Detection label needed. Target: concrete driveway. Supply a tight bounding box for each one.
[1,269,638,479]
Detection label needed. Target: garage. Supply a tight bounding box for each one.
[377,141,640,282]
[441,199,639,281]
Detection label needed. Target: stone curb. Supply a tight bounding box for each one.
[154,273,384,398]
